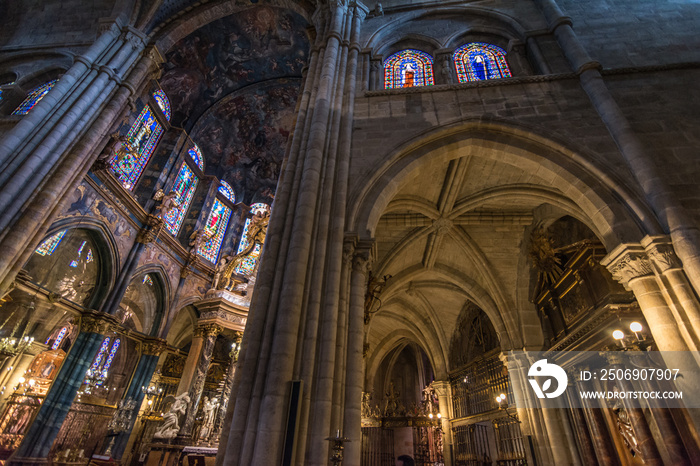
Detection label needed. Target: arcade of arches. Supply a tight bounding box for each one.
[0,0,699,465]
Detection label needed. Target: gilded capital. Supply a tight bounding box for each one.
[195,323,224,338]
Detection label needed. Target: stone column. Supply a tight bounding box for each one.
[603,353,662,465]
[432,381,453,466]
[573,370,620,466]
[0,44,162,297]
[9,311,118,463]
[178,323,222,440]
[369,58,382,90]
[342,244,371,466]
[565,372,597,466]
[112,337,168,459]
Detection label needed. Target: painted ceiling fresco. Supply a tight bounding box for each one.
[190,79,300,205]
[160,6,310,128]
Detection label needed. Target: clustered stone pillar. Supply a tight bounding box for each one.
[178,323,222,441]
[0,25,162,298]
[9,311,118,464]
[111,337,168,459]
[572,369,619,465]
[432,381,453,466]
[217,2,368,465]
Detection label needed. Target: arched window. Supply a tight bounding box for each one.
[47,327,67,350]
[164,144,202,235]
[218,180,235,202]
[11,79,58,115]
[153,90,171,121]
[234,203,270,275]
[453,43,512,83]
[110,105,165,190]
[199,184,234,263]
[83,337,120,391]
[384,50,434,89]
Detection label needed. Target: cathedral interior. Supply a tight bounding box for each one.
[0,0,699,465]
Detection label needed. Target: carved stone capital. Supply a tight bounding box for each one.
[643,237,682,273]
[194,323,223,338]
[137,215,164,244]
[142,338,168,356]
[601,244,653,287]
[431,380,451,398]
[80,311,117,335]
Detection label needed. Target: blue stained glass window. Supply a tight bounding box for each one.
[51,327,68,350]
[384,50,434,89]
[453,43,512,83]
[110,106,164,190]
[153,90,171,121]
[164,162,198,235]
[101,339,120,377]
[12,80,58,115]
[218,181,235,202]
[199,199,232,263]
[35,230,67,256]
[188,145,204,171]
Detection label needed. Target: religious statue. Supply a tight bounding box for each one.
[218,210,270,289]
[422,384,438,416]
[153,189,180,220]
[188,229,210,255]
[198,396,219,441]
[93,132,128,171]
[211,255,231,291]
[153,392,190,439]
[611,398,641,459]
[384,382,400,417]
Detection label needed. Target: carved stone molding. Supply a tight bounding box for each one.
[141,338,168,356]
[602,244,653,286]
[643,238,682,273]
[432,216,453,235]
[136,215,164,244]
[80,311,118,335]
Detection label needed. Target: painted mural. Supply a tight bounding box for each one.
[160,7,310,127]
[189,79,300,205]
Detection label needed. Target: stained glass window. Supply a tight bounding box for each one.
[35,230,67,256]
[188,145,204,171]
[153,90,171,121]
[102,339,120,376]
[164,162,198,235]
[218,181,235,202]
[199,199,232,263]
[384,50,434,89]
[109,106,164,190]
[12,79,58,115]
[50,327,68,350]
[234,203,270,275]
[84,337,120,386]
[453,43,512,83]
[143,274,153,286]
[89,337,111,375]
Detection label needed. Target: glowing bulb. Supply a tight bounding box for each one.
[500,393,506,400]
[437,413,441,419]
[28,379,35,386]
[18,377,25,384]
[612,330,625,340]
[148,400,153,405]
[428,413,433,419]
[630,322,643,333]
[496,396,501,403]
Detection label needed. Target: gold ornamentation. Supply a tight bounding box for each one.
[142,338,168,356]
[218,210,270,289]
[80,312,116,334]
[194,323,223,338]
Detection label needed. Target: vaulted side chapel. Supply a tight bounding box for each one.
[0,0,699,465]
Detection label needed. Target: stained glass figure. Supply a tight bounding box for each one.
[234,203,270,275]
[188,145,204,171]
[109,106,164,190]
[51,327,68,350]
[199,199,232,263]
[453,43,512,83]
[35,230,67,256]
[164,162,198,235]
[384,50,434,89]
[153,90,171,121]
[12,80,58,115]
[218,181,235,202]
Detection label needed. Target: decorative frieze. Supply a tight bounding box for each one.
[141,338,168,356]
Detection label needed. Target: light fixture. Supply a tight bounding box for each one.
[612,330,625,340]
[630,322,643,333]
[611,322,651,350]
